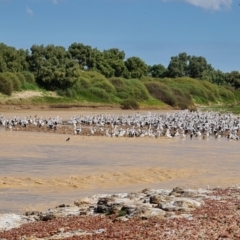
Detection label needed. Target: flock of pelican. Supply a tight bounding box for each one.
[0,110,240,140]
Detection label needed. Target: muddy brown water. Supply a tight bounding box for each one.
[0,109,240,214]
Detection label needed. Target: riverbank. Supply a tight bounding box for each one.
[1,186,240,239]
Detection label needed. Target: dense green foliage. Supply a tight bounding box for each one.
[121,99,140,110]
[0,73,13,95]
[0,41,240,109]
[2,72,21,91]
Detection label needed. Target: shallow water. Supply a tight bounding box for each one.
[0,109,240,214]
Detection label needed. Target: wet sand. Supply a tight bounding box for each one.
[0,109,240,214]
[0,108,178,119]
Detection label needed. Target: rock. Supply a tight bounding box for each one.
[158,202,180,212]
[150,194,174,204]
[0,187,213,232]
[79,211,87,215]
[143,198,150,203]
[150,195,162,204]
[169,187,185,197]
[97,197,115,206]
[25,211,41,216]
[39,205,81,219]
[39,213,56,221]
[128,192,145,200]
[121,204,137,215]
[74,197,95,207]
[109,204,122,215]
[57,204,71,208]
[143,188,171,196]
[134,206,165,219]
[96,205,111,214]
[158,197,203,212]
[142,188,151,194]
[173,198,203,209]
[0,214,35,231]
[112,193,128,198]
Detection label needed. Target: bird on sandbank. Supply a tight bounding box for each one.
[66,137,70,142]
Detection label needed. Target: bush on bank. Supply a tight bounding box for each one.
[0,69,238,109]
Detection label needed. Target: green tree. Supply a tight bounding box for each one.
[27,44,45,79]
[0,55,7,72]
[103,48,125,61]
[202,69,227,86]
[0,43,28,72]
[68,43,94,69]
[15,72,26,85]
[103,48,127,77]
[124,57,148,79]
[0,73,13,95]
[17,49,29,71]
[148,64,166,78]
[3,72,21,91]
[188,56,212,79]
[28,44,78,90]
[22,71,35,84]
[167,52,190,78]
[95,58,115,78]
[225,71,240,89]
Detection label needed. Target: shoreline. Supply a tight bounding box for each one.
[0,101,173,111]
[1,186,240,239]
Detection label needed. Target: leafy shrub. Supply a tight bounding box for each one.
[188,85,208,102]
[82,71,106,79]
[205,91,216,102]
[0,73,13,95]
[116,92,129,99]
[2,72,21,91]
[121,99,140,109]
[65,88,77,98]
[22,71,35,84]
[234,90,240,102]
[72,80,82,92]
[109,77,125,91]
[89,87,110,101]
[15,72,25,85]
[145,82,176,106]
[172,88,193,110]
[218,87,235,101]
[21,82,39,91]
[159,77,230,104]
[124,79,149,101]
[78,77,90,89]
[71,78,90,93]
[92,79,116,93]
[56,89,65,96]
[57,88,77,98]
[141,76,155,82]
[172,88,190,100]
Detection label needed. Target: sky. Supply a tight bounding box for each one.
[0,0,240,72]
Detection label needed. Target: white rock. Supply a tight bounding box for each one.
[0,213,34,231]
